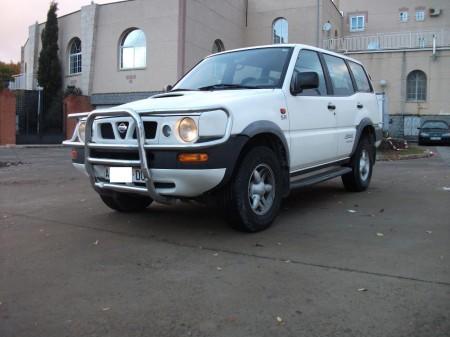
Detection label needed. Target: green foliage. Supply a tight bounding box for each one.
[64,86,83,97]
[0,61,20,90]
[37,1,63,132]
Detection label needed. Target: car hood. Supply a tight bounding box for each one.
[421,128,448,133]
[116,89,278,113]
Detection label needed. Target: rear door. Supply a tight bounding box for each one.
[285,49,339,171]
[321,54,358,158]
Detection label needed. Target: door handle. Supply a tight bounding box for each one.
[357,103,364,109]
[328,103,336,110]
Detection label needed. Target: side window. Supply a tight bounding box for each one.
[292,49,327,96]
[348,61,371,92]
[323,54,355,96]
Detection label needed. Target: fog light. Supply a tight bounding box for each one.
[177,153,208,163]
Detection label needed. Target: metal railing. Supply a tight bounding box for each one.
[324,29,450,52]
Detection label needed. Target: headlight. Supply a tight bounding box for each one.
[443,133,450,137]
[177,117,198,143]
[77,121,86,143]
[420,132,429,137]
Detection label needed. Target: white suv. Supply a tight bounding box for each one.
[64,44,382,232]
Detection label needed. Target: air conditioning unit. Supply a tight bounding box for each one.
[429,8,441,17]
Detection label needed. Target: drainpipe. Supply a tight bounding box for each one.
[432,33,437,58]
[316,0,321,47]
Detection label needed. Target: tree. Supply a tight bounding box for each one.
[0,61,20,90]
[37,1,62,133]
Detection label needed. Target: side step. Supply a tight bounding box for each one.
[290,167,352,190]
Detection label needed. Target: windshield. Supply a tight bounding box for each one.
[421,121,449,129]
[174,47,293,91]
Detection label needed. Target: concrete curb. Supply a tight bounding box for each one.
[377,149,434,161]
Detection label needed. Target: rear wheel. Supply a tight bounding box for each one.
[220,146,282,232]
[342,136,374,192]
[100,192,152,212]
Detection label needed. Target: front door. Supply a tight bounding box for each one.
[286,49,338,172]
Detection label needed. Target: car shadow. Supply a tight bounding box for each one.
[96,181,348,240]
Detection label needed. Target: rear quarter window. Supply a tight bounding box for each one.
[348,61,372,92]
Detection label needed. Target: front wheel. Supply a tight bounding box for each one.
[221,146,282,232]
[100,192,152,212]
[342,136,374,192]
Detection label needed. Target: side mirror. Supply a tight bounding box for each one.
[166,84,173,92]
[291,71,319,95]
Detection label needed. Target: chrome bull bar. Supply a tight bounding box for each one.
[84,108,172,204]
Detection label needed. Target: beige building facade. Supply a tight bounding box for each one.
[15,0,450,137]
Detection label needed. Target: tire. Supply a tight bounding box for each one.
[342,136,374,192]
[221,146,282,232]
[100,192,152,212]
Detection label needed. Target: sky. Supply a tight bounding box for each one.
[0,0,124,62]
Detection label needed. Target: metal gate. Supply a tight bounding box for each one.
[404,116,422,137]
[15,90,64,144]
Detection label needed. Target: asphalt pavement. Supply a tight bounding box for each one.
[0,146,449,337]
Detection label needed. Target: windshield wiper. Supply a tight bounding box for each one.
[198,84,264,91]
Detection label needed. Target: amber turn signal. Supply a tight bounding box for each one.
[177,153,208,163]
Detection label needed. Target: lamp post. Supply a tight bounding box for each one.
[37,86,43,135]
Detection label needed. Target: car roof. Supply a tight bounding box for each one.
[206,44,363,66]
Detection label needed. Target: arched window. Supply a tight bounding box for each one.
[212,39,225,53]
[69,38,82,74]
[120,29,146,69]
[273,18,288,44]
[407,70,427,101]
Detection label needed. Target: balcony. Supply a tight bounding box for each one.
[323,29,450,53]
[9,73,27,90]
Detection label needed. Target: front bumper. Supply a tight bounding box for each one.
[72,163,225,197]
[65,107,247,201]
[64,107,238,203]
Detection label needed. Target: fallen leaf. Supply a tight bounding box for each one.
[347,209,357,213]
[93,240,99,245]
[276,316,283,324]
[357,288,368,292]
[376,232,384,237]
[101,307,111,311]
[426,230,432,234]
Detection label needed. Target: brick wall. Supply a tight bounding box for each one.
[0,89,16,145]
[63,95,93,140]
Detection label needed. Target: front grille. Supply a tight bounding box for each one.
[132,122,157,139]
[100,124,114,139]
[97,120,158,141]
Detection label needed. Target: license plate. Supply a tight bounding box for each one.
[105,167,146,183]
[430,137,441,141]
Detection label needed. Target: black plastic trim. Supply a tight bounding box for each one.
[241,120,290,166]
